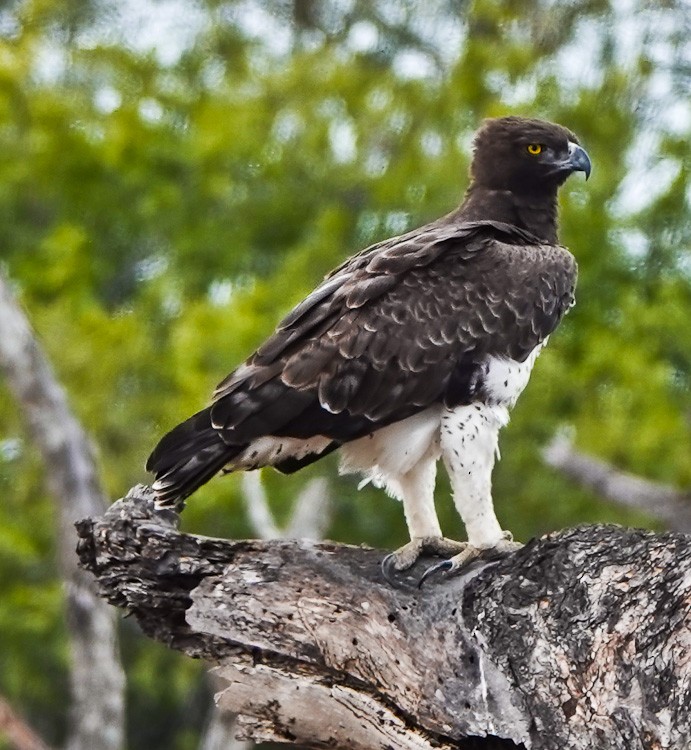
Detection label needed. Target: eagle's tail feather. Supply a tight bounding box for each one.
[146,407,240,510]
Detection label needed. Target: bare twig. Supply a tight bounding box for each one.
[240,473,280,540]
[241,472,331,541]
[286,476,330,540]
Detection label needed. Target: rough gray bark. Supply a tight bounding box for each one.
[0,273,125,750]
[78,485,691,750]
[543,433,691,533]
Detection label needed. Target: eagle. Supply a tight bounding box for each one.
[147,116,591,582]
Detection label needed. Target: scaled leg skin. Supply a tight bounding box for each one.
[419,403,522,585]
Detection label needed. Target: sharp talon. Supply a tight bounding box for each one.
[380,553,417,590]
[380,553,399,586]
[381,537,474,588]
[418,559,453,588]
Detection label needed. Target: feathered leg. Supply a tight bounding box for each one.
[381,443,466,582]
[419,403,521,584]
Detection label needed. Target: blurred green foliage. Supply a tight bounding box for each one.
[0,0,689,747]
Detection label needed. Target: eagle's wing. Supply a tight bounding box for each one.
[208,220,576,448]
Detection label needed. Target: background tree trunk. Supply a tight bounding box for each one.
[0,274,126,750]
[77,485,691,750]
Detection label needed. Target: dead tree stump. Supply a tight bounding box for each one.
[76,485,691,750]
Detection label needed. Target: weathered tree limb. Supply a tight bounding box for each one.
[198,677,251,750]
[198,473,330,750]
[543,433,691,533]
[0,273,125,750]
[77,485,691,750]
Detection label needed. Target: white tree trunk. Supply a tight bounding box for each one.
[0,274,125,750]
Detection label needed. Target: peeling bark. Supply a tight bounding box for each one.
[198,674,251,750]
[198,473,330,750]
[77,485,691,750]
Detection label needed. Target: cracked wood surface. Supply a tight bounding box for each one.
[76,485,691,750]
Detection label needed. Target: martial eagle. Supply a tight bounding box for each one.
[147,116,591,581]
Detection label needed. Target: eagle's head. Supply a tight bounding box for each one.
[471,116,591,195]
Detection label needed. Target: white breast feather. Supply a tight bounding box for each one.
[483,340,546,407]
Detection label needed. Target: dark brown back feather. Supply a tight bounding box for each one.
[207,220,576,446]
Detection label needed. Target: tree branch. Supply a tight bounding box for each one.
[543,432,691,533]
[0,273,125,750]
[198,473,331,750]
[198,676,251,750]
[0,695,53,750]
[77,485,691,750]
[240,472,331,541]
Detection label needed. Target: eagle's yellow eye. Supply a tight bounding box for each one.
[527,143,543,155]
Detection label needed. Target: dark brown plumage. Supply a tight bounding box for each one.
[148,116,590,525]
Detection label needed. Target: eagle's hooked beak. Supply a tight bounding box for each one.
[566,141,592,180]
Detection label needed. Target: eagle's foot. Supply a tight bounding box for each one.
[381,536,467,586]
[418,531,522,587]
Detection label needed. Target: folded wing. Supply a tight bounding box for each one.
[147,219,576,505]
